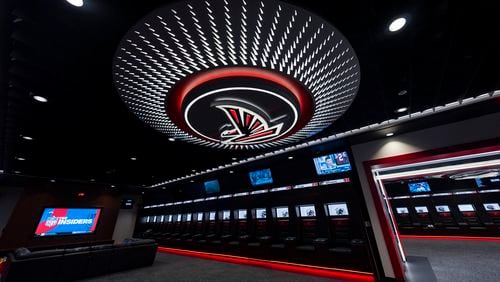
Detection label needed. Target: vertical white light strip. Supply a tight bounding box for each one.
[205,0,228,65]
[374,171,407,262]
[223,0,238,65]
[239,0,249,64]
[250,1,265,66]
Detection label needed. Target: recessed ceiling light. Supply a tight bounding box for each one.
[110,185,115,188]
[33,95,48,103]
[50,179,56,183]
[288,156,294,160]
[192,169,196,172]
[130,157,137,161]
[232,158,237,161]
[66,0,84,7]
[141,192,144,194]
[398,90,408,96]
[168,138,175,142]
[21,135,33,141]
[229,171,234,174]
[13,170,21,174]
[396,107,408,113]
[15,157,26,161]
[190,180,194,183]
[389,17,406,32]
[162,187,166,190]
[386,132,395,137]
[90,178,95,182]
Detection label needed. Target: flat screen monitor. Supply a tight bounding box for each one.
[313,151,352,175]
[204,180,220,194]
[197,213,203,221]
[408,182,431,193]
[458,204,475,212]
[186,213,192,221]
[475,178,485,188]
[435,205,450,212]
[238,209,247,219]
[249,169,273,186]
[415,206,429,213]
[120,199,134,209]
[209,211,216,221]
[327,203,349,216]
[298,205,316,217]
[34,208,101,237]
[222,210,231,220]
[483,203,500,211]
[255,208,267,219]
[275,207,289,218]
[396,207,409,214]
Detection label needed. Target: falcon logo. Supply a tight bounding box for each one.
[167,68,314,149]
[216,104,284,144]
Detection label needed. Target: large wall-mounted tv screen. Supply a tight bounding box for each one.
[204,179,220,194]
[34,208,101,237]
[249,168,273,186]
[408,182,431,193]
[313,151,352,175]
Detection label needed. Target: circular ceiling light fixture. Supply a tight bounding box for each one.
[396,107,408,113]
[113,0,360,149]
[33,95,48,103]
[389,17,406,32]
[66,0,84,7]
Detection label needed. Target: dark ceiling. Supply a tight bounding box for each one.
[0,0,499,188]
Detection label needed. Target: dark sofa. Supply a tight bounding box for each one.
[1,239,157,282]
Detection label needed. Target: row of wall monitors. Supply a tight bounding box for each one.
[396,203,500,214]
[143,202,350,223]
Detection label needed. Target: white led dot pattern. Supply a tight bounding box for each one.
[113,0,360,149]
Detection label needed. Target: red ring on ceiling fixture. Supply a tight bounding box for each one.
[167,67,314,139]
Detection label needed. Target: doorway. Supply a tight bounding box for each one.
[366,145,500,281]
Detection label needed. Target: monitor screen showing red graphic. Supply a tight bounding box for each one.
[34,208,101,237]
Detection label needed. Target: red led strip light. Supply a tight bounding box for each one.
[158,246,374,282]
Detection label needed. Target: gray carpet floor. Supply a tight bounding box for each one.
[403,238,500,282]
[81,252,339,282]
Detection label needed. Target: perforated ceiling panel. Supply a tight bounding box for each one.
[113,0,360,149]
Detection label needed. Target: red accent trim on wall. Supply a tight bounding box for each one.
[166,67,313,138]
[400,235,500,242]
[158,247,375,282]
[362,162,406,282]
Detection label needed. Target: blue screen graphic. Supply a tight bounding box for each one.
[313,151,352,175]
[204,180,220,194]
[249,169,273,186]
[35,208,101,237]
[408,182,431,193]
